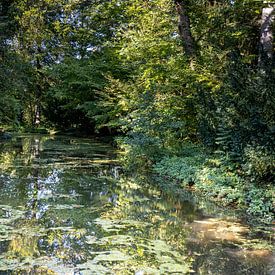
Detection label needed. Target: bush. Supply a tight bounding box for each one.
[243,145,274,183]
[245,187,274,223]
[154,156,203,183]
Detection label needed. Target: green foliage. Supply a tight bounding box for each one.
[215,64,274,150]
[45,48,129,132]
[152,143,274,224]
[112,0,200,162]
[153,146,242,196]
[243,145,275,183]
[1,0,130,130]
[245,186,274,223]
[154,154,205,184]
[46,57,106,129]
[93,76,132,131]
[0,0,274,224]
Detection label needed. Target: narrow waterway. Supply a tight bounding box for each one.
[0,135,274,274]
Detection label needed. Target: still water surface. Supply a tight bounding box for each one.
[0,135,274,274]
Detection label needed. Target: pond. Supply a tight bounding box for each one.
[0,134,274,274]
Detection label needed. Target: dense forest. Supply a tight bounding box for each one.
[0,0,274,223]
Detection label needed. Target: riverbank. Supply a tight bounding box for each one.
[120,141,274,226]
[2,130,274,226]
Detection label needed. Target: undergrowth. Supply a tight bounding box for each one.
[119,140,274,225]
[153,145,274,224]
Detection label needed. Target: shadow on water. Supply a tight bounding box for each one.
[0,134,274,274]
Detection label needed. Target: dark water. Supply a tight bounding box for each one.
[0,135,274,274]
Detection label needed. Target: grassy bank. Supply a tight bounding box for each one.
[120,141,274,225]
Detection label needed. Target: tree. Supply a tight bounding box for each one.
[174,0,195,59]
[0,0,25,125]
[259,2,274,69]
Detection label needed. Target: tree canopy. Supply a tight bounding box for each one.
[0,0,274,180]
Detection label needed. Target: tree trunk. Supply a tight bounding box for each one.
[259,5,274,68]
[174,0,195,59]
[34,49,43,126]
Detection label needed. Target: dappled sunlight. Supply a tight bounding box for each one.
[0,135,273,274]
[225,248,274,262]
[189,217,249,243]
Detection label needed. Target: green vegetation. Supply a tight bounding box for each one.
[0,1,274,223]
[0,135,273,274]
[152,143,274,224]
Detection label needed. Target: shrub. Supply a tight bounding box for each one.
[243,145,274,183]
[245,187,274,223]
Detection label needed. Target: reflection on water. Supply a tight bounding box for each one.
[0,135,274,274]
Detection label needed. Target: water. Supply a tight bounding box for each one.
[0,134,274,274]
